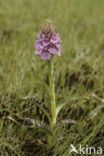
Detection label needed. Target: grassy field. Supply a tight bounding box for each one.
[0,0,104,155]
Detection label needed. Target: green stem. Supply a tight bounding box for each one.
[49,59,56,126]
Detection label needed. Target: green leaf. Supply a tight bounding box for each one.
[57,119,76,126]
[89,105,104,119]
[8,115,52,136]
[56,96,86,119]
[35,102,51,123]
[22,97,51,123]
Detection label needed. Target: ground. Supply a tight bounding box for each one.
[0,0,104,155]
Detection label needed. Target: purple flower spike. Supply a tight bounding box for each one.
[34,19,62,60]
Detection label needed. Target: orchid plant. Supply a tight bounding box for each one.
[34,19,75,144]
[8,19,75,146]
[35,19,61,127]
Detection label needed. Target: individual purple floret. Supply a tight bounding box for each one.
[34,19,62,60]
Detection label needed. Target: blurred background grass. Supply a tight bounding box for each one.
[0,0,104,155]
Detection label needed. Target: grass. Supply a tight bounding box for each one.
[0,0,104,155]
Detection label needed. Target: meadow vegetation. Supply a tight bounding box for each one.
[0,0,104,155]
